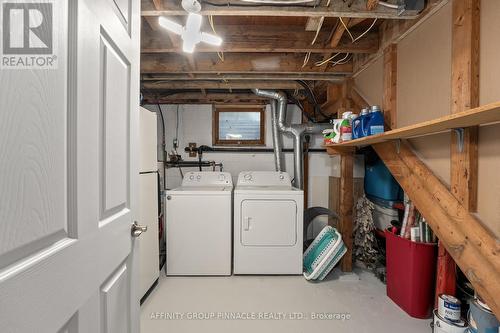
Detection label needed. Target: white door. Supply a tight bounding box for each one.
[241,200,297,246]
[0,0,141,332]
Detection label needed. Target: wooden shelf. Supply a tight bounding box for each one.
[325,101,500,154]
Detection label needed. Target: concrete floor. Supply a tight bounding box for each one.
[141,268,432,333]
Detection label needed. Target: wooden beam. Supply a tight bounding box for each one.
[142,92,268,104]
[141,53,353,74]
[450,0,480,210]
[339,153,354,272]
[141,73,346,81]
[436,0,481,302]
[330,18,351,48]
[322,18,367,73]
[383,44,397,129]
[339,78,354,117]
[142,80,303,90]
[141,26,379,54]
[373,140,500,319]
[141,0,422,19]
[353,0,449,77]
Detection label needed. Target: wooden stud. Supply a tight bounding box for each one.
[450,0,480,211]
[339,153,354,272]
[435,0,481,302]
[383,44,397,129]
[373,140,500,319]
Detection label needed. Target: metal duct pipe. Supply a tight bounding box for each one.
[270,99,284,172]
[252,89,330,190]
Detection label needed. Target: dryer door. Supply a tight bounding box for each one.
[241,199,297,246]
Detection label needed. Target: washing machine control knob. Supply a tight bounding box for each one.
[244,173,252,181]
[189,175,195,180]
[196,175,201,180]
[279,175,285,180]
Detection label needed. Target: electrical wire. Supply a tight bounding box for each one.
[339,17,378,43]
[313,17,377,68]
[208,15,224,62]
[310,16,324,45]
[314,52,350,67]
[302,0,329,68]
[296,80,330,120]
[302,52,311,68]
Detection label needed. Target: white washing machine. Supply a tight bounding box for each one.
[233,171,304,275]
[166,171,232,276]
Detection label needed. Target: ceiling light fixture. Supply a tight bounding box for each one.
[158,0,222,53]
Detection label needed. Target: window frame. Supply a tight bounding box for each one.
[212,105,266,146]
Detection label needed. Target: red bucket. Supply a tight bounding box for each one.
[385,230,437,318]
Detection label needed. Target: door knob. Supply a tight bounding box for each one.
[131,221,147,237]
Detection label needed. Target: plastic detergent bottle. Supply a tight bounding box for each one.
[367,105,385,136]
[340,111,353,142]
[353,108,370,139]
[322,129,335,144]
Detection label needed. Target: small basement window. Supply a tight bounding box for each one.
[213,105,265,146]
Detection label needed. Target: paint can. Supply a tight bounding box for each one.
[438,294,462,322]
[468,298,500,333]
[433,309,468,333]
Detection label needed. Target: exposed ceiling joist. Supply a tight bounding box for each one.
[141,23,379,54]
[142,92,269,104]
[141,53,353,74]
[142,80,303,90]
[141,73,345,81]
[141,0,420,19]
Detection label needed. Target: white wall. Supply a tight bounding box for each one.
[146,103,364,237]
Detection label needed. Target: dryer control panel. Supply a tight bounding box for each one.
[182,171,233,186]
[237,171,292,187]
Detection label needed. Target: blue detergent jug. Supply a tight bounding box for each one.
[353,108,370,139]
[367,106,385,136]
[361,110,372,137]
